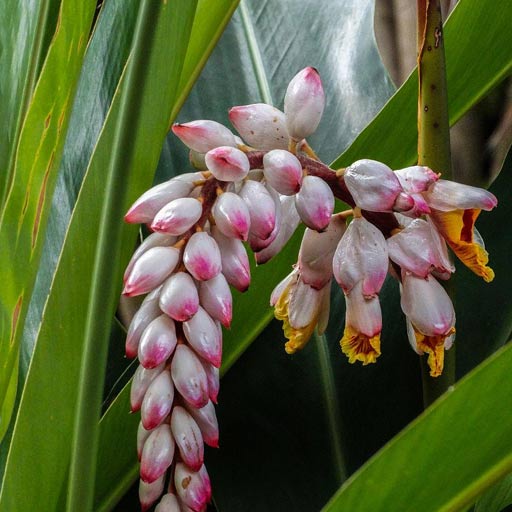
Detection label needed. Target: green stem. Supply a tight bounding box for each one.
[417,0,455,407]
[65,2,162,510]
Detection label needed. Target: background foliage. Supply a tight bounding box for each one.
[0,0,511,511]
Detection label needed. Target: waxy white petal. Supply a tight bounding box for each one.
[345,281,382,337]
[288,279,323,330]
[423,179,497,211]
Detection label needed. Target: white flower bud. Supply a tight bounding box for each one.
[205,146,250,182]
[171,406,204,471]
[140,424,175,483]
[198,273,233,328]
[212,191,251,241]
[151,197,203,235]
[138,315,177,369]
[140,370,174,430]
[172,120,236,153]
[263,149,303,195]
[159,272,199,322]
[239,180,276,240]
[174,464,212,512]
[183,232,222,281]
[295,175,334,231]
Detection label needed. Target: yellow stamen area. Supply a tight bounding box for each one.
[430,208,494,282]
[340,325,381,365]
[414,327,456,377]
[274,285,316,354]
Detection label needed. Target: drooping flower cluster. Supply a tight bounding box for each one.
[123,66,497,510]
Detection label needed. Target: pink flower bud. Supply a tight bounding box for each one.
[248,185,282,252]
[205,146,250,182]
[422,179,498,211]
[255,195,300,264]
[174,464,212,512]
[295,175,334,231]
[184,400,219,448]
[198,273,232,328]
[125,178,196,224]
[239,180,276,239]
[141,369,174,430]
[183,232,222,281]
[212,226,251,292]
[299,215,346,289]
[333,216,388,297]
[183,306,222,367]
[124,233,177,283]
[155,494,181,512]
[138,315,177,369]
[229,103,289,150]
[130,363,165,413]
[387,218,454,277]
[151,197,203,235]
[171,406,204,471]
[123,247,180,297]
[212,192,251,240]
[263,149,303,195]
[171,345,210,408]
[395,165,439,193]
[401,272,455,337]
[344,159,402,212]
[140,424,175,483]
[284,67,325,140]
[137,421,152,461]
[139,473,165,512]
[172,120,236,153]
[200,358,220,404]
[125,288,162,358]
[159,272,199,321]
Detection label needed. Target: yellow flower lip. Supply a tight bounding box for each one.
[414,326,456,377]
[340,325,381,365]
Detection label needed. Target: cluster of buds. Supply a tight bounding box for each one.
[123,66,497,509]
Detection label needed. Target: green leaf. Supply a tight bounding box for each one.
[322,341,512,512]
[333,0,512,171]
[0,0,62,204]
[0,0,97,439]
[474,471,512,512]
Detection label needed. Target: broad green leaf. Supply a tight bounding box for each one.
[474,472,512,512]
[333,0,512,172]
[0,0,61,204]
[0,0,96,439]
[0,0,199,509]
[322,342,512,512]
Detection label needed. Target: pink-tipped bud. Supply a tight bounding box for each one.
[212,226,251,292]
[137,421,152,461]
[263,149,303,195]
[422,179,498,212]
[183,306,222,368]
[198,273,232,328]
[141,369,174,430]
[401,272,455,337]
[395,165,439,194]
[172,120,236,153]
[212,192,251,240]
[229,103,289,150]
[138,315,177,369]
[333,216,388,297]
[159,272,199,321]
[387,218,454,278]
[125,178,196,224]
[284,67,325,140]
[200,359,220,404]
[184,232,222,281]
[171,406,204,471]
[124,233,177,283]
[139,473,165,512]
[125,288,162,358]
[239,180,276,239]
[155,494,181,512]
[184,400,219,448]
[255,194,300,264]
[344,159,403,212]
[295,175,334,231]
[248,185,282,252]
[123,247,180,297]
[205,146,250,182]
[171,345,210,408]
[151,197,203,235]
[130,363,165,413]
[299,215,347,289]
[175,464,212,512]
[140,424,175,483]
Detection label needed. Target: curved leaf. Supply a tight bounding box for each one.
[322,341,512,512]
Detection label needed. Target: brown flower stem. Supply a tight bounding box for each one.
[417,0,455,407]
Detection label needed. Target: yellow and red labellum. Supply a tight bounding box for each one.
[414,326,456,377]
[430,208,494,282]
[340,325,381,365]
